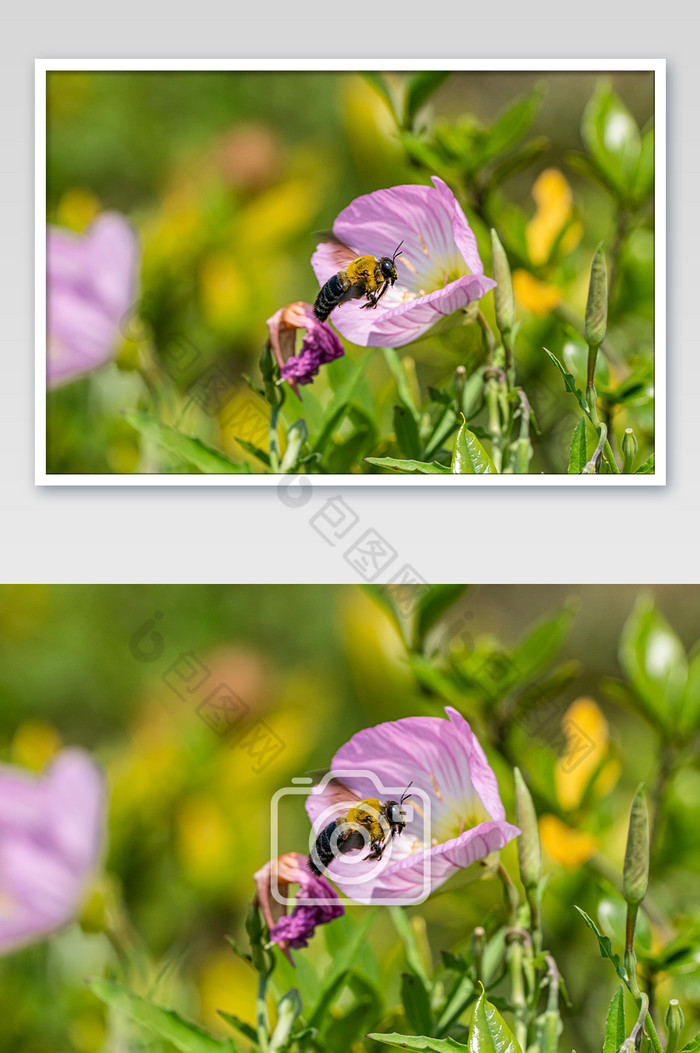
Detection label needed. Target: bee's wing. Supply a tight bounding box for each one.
[306,769,363,814]
[312,231,360,270]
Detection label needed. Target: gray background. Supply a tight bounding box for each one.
[2,6,694,584]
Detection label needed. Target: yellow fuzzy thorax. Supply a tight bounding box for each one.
[344,256,381,292]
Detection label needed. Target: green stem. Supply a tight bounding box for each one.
[507,936,528,1051]
[497,863,519,925]
[485,377,504,472]
[585,382,620,473]
[256,970,269,1053]
[477,310,497,362]
[269,404,280,474]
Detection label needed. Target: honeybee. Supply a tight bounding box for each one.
[313,238,404,323]
[308,779,413,878]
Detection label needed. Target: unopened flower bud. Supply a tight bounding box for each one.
[490,229,515,335]
[514,767,541,891]
[623,784,649,908]
[585,243,608,350]
[665,1000,684,1053]
[622,429,638,473]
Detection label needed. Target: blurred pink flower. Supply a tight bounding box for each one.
[47,212,140,388]
[305,707,519,905]
[254,852,343,963]
[0,749,105,954]
[311,177,496,348]
[266,301,344,390]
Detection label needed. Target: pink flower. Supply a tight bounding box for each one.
[305,707,519,905]
[0,750,105,954]
[253,852,343,963]
[47,213,140,388]
[311,177,496,348]
[266,301,344,390]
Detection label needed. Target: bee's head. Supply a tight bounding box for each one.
[380,241,404,285]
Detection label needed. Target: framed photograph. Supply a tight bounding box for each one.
[36,59,664,484]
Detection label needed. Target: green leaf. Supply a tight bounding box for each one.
[568,418,588,474]
[367,1033,468,1051]
[218,1011,257,1043]
[416,585,469,643]
[402,972,434,1035]
[313,352,372,454]
[679,1036,700,1053]
[490,137,548,187]
[404,71,451,126]
[390,905,431,987]
[619,596,688,729]
[680,652,700,735]
[634,454,655,474]
[468,986,524,1053]
[542,348,589,416]
[384,348,420,417]
[235,436,270,467]
[88,979,236,1052]
[483,85,547,164]
[366,456,450,475]
[574,906,627,983]
[125,411,250,475]
[307,908,377,1027]
[452,417,497,474]
[510,600,577,684]
[424,407,458,460]
[224,934,253,965]
[360,71,400,125]
[603,987,626,1053]
[581,83,641,198]
[394,402,423,460]
[435,976,476,1037]
[633,125,655,203]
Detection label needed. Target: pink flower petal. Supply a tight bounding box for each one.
[310,178,494,348]
[0,750,105,955]
[332,820,521,905]
[305,707,519,904]
[47,212,140,389]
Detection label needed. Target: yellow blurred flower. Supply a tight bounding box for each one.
[67,1011,106,1053]
[512,270,562,316]
[11,720,62,771]
[513,168,584,317]
[539,813,597,868]
[237,178,317,252]
[527,169,582,266]
[199,251,249,329]
[56,187,102,233]
[109,706,181,817]
[176,794,234,889]
[197,949,261,1036]
[555,697,619,811]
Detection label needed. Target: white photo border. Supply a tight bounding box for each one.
[35,58,666,486]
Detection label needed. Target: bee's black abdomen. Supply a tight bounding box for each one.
[314,273,346,323]
[308,820,365,877]
[308,819,340,876]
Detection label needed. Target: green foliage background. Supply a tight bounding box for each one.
[45,70,655,475]
[1,584,698,1053]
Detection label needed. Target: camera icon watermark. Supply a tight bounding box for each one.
[270,769,432,907]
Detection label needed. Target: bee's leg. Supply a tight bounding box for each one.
[360,290,379,311]
[363,840,385,861]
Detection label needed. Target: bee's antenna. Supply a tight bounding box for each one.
[400,780,414,804]
[393,240,404,261]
